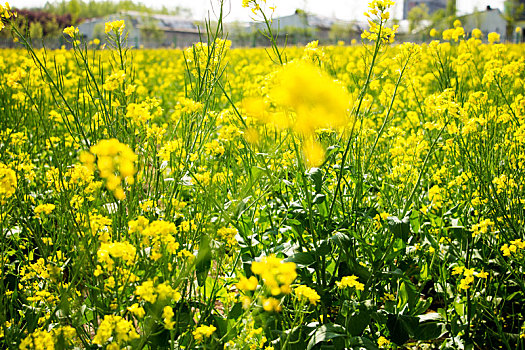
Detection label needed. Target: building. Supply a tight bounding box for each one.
[78,11,201,48]
[459,7,507,39]
[248,10,362,45]
[403,0,448,19]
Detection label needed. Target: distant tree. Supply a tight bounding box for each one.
[408,3,430,32]
[445,0,457,27]
[1,9,73,38]
[504,0,525,40]
[29,21,44,38]
[40,0,191,20]
[67,0,81,24]
[329,22,356,42]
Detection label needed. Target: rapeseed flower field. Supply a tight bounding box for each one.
[1,0,525,348]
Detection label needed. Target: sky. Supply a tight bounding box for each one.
[16,0,506,22]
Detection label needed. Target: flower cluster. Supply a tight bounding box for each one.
[336,275,364,291]
[362,0,398,43]
[471,218,494,237]
[0,2,15,33]
[19,327,76,350]
[251,255,297,295]
[245,60,350,167]
[242,0,276,16]
[193,324,217,343]
[62,26,79,38]
[0,162,17,204]
[294,285,321,305]
[451,266,488,290]
[104,20,125,35]
[92,315,140,348]
[103,70,126,92]
[81,138,137,200]
[134,279,181,304]
[501,239,525,256]
[34,204,56,218]
[217,226,238,247]
[442,20,465,42]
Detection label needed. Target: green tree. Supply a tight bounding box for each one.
[29,21,44,39]
[67,0,81,24]
[41,0,191,19]
[445,0,457,27]
[504,0,525,40]
[329,22,356,43]
[408,3,430,32]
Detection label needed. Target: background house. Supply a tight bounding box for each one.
[459,7,507,39]
[244,10,363,46]
[78,11,201,48]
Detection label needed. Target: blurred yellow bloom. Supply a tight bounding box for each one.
[237,276,258,291]
[269,61,350,135]
[488,32,500,44]
[34,204,55,218]
[63,26,79,38]
[262,297,282,312]
[105,20,125,34]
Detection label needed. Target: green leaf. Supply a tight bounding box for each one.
[313,193,326,204]
[387,214,411,242]
[413,313,446,341]
[329,231,351,250]
[344,300,373,336]
[314,240,331,256]
[348,336,379,350]
[307,323,346,350]
[397,281,418,312]
[386,314,419,345]
[420,261,429,280]
[285,252,316,267]
[307,167,323,193]
[195,236,212,287]
[228,302,243,320]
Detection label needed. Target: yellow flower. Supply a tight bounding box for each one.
[472,28,483,39]
[488,32,500,44]
[251,255,297,295]
[451,266,464,275]
[162,306,175,330]
[237,276,258,291]
[477,270,488,279]
[34,204,56,218]
[336,275,364,290]
[135,280,157,304]
[105,20,125,34]
[20,329,54,350]
[103,70,126,91]
[63,26,79,38]
[0,162,16,203]
[127,303,145,318]
[267,61,350,135]
[193,324,216,343]
[262,297,282,312]
[294,285,320,305]
[378,336,391,348]
[84,138,137,200]
[93,315,139,346]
